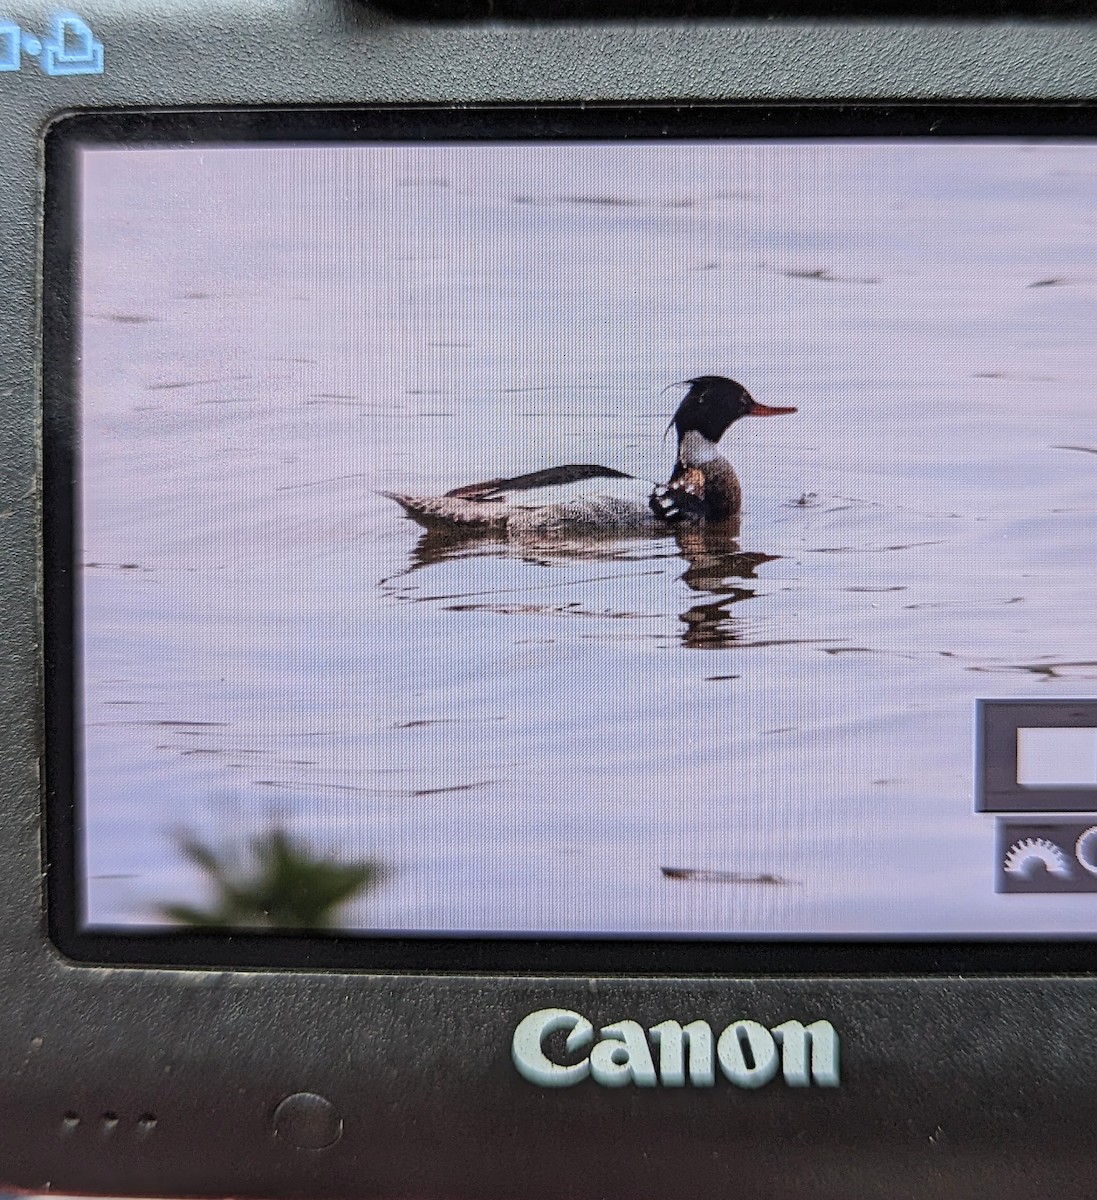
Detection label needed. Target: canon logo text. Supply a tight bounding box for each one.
[512,1008,839,1089]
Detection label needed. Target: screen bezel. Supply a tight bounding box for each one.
[43,101,1097,973]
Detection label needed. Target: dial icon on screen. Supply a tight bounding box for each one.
[1003,837,1072,880]
[1074,827,1097,877]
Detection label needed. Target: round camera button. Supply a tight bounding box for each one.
[272,1092,343,1150]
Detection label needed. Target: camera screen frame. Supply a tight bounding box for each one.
[43,100,1097,975]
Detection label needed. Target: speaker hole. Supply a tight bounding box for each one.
[102,1112,119,1132]
[137,1113,158,1133]
[61,1112,80,1131]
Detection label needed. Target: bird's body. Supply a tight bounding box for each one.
[384,469,663,537]
[383,376,794,537]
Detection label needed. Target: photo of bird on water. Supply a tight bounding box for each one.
[79,138,1096,939]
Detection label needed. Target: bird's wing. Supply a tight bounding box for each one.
[445,463,634,500]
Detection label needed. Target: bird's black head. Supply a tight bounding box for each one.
[667,375,796,444]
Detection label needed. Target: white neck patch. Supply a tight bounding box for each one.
[679,430,720,466]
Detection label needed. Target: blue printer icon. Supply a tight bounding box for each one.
[0,12,103,75]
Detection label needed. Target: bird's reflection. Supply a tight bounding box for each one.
[386,520,778,650]
[674,521,779,649]
[401,525,488,574]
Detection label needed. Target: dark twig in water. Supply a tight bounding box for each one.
[661,867,796,886]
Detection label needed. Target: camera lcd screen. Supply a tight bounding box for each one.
[46,111,1097,965]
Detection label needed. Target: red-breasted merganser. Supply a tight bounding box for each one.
[383,376,795,536]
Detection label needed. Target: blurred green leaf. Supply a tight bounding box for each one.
[160,828,385,930]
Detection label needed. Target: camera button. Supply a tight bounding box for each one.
[272,1092,343,1150]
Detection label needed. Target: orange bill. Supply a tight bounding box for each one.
[747,401,798,416]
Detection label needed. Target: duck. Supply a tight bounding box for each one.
[382,375,795,538]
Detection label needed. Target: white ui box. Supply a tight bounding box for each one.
[978,701,1097,813]
[1017,727,1097,788]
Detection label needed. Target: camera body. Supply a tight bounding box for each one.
[4,3,1097,1196]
